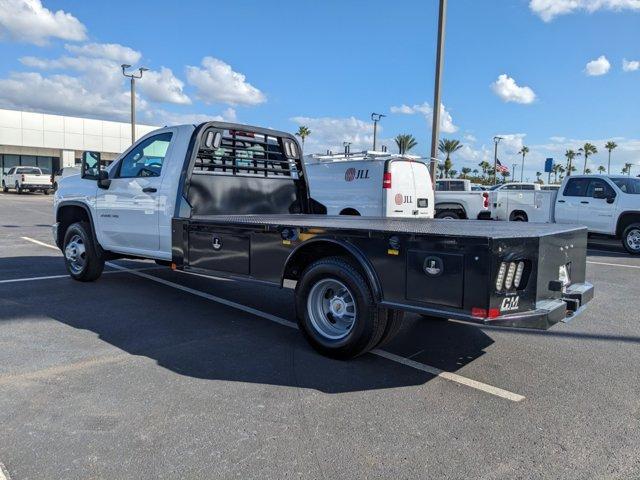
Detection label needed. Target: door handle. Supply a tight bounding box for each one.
[580,201,589,204]
[142,187,157,193]
[558,200,565,203]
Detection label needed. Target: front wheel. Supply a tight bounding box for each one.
[622,223,640,255]
[295,257,387,359]
[1,181,7,193]
[63,222,105,281]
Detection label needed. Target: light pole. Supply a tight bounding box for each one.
[429,0,447,187]
[512,163,518,182]
[121,64,148,145]
[371,113,385,151]
[492,136,503,184]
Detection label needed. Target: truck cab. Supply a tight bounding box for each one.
[555,175,640,254]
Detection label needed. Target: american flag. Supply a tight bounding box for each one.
[496,159,509,174]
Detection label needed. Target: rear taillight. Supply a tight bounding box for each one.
[383,172,392,189]
[21,174,25,182]
[482,192,489,208]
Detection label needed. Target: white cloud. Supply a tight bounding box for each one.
[390,101,458,133]
[151,107,237,126]
[496,133,527,155]
[65,43,141,64]
[186,57,266,106]
[138,67,191,105]
[491,74,536,104]
[290,116,378,153]
[530,0,640,21]
[0,0,86,45]
[463,134,477,143]
[0,71,132,120]
[17,44,191,109]
[585,55,611,76]
[622,58,640,72]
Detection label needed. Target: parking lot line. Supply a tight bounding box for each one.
[21,236,525,403]
[0,267,163,285]
[587,260,640,269]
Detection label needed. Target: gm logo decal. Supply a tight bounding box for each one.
[500,296,520,312]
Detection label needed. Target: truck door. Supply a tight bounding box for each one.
[555,177,589,224]
[96,131,173,253]
[580,178,617,233]
[410,161,434,217]
[384,160,417,217]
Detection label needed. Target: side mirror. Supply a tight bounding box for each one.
[81,151,101,180]
[97,170,111,189]
[606,194,616,204]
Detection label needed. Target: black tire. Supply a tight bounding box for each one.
[1,181,7,193]
[15,182,22,194]
[436,210,461,220]
[375,309,405,348]
[622,223,640,255]
[295,256,386,359]
[43,189,50,195]
[510,212,528,222]
[53,183,58,191]
[62,221,105,281]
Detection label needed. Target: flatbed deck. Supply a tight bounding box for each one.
[189,214,586,239]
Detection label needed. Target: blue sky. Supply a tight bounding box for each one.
[0,0,638,180]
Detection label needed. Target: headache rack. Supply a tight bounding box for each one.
[193,128,301,179]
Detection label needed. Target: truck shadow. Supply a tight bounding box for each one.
[1,258,497,393]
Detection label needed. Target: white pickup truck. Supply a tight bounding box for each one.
[52,121,594,358]
[2,166,53,194]
[434,179,490,220]
[490,175,640,254]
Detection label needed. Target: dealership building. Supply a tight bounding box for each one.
[0,108,158,183]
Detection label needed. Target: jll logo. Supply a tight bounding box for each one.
[345,168,370,181]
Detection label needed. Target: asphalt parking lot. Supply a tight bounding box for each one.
[0,192,639,479]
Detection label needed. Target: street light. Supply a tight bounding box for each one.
[493,136,503,185]
[429,0,447,187]
[121,64,149,144]
[371,113,385,151]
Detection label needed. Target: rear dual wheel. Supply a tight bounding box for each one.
[295,257,403,359]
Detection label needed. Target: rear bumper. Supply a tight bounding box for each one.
[477,211,492,220]
[381,282,594,330]
[22,184,51,189]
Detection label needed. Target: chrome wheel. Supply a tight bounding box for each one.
[626,228,640,252]
[65,234,86,274]
[307,278,357,340]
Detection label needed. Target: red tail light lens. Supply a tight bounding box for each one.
[21,174,25,182]
[471,307,487,318]
[383,172,392,189]
[482,192,489,208]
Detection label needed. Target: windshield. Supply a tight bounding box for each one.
[612,177,640,194]
[489,184,502,190]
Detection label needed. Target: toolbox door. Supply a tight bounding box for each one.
[187,226,250,275]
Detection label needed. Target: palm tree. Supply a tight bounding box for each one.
[295,126,311,148]
[536,171,542,182]
[438,139,463,178]
[478,160,490,178]
[461,167,472,179]
[564,149,580,176]
[605,141,617,174]
[437,163,445,178]
[552,164,562,183]
[623,163,633,176]
[500,170,510,183]
[578,143,597,174]
[394,134,418,155]
[518,146,529,182]
[557,164,566,182]
[472,168,479,177]
[597,165,606,174]
[449,169,458,178]
[585,168,592,174]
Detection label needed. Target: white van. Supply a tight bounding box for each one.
[305,152,434,218]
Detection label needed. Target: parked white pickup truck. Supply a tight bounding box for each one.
[2,166,53,194]
[434,179,490,220]
[52,121,594,358]
[491,175,640,254]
